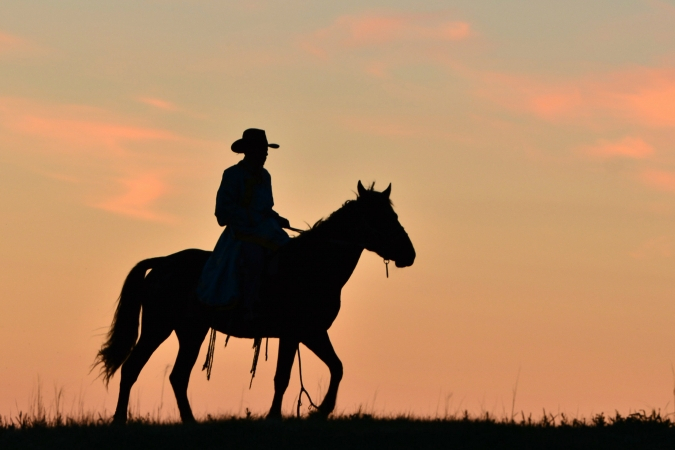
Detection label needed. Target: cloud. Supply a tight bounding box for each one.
[94,173,173,222]
[0,97,209,222]
[638,169,675,193]
[301,12,471,59]
[364,60,389,79]
[12,115,181,153]
[0,31,46,58]
[0,97,190,155]
[473,66,675,197]
[619,70,675,127]
[479,67,675,129]
[0,32,23,52]
[137,96,180,112]
[580,136,655,160]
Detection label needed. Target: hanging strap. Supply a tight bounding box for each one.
[296,346,319,417]
[249,337,263,388]
[201,328,217,380]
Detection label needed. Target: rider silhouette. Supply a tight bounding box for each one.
[197,128,290,313]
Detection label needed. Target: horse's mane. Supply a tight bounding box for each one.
[293,182,392,241]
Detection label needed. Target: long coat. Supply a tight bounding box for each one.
[197,161,289,307]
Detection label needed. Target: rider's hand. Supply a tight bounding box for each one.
[277,216,291,229]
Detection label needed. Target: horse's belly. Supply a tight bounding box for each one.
[208,292,341,338]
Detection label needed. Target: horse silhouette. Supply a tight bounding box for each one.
[94,181,416,423]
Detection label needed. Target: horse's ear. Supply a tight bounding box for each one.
[357,180,367,197]
[383,183,391,199]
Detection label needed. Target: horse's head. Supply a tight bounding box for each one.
[355,181,416,268]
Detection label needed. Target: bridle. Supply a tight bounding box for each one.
[361,221,409,279]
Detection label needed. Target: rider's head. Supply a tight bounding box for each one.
[231,128,279,169]
[244,145,268,168]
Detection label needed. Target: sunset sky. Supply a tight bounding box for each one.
[2,0,675,419]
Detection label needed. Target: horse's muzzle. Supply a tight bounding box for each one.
[394,247,416,268]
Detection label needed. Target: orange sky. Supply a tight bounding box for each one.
[2,0,675,420]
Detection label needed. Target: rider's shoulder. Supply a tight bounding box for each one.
[221,162,270,183]
[222,162,246,178]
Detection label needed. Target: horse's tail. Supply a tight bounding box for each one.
[93,257,163,386]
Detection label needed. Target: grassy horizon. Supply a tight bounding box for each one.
[4,381,675,449]
[3,408,675,450]
[4,377,675,427]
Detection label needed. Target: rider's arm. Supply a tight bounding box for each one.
[263,171,291,229]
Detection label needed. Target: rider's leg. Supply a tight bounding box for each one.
[240,242,264,315]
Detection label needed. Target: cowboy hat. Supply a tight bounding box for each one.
[231,128,279,153]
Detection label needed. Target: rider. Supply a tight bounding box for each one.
[197,128,290,313]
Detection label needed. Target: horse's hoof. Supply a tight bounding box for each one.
[266,411,282,421]
[111,415,127,425]
[308,408,330,420]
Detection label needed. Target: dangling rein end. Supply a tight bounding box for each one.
[384,259,390,278]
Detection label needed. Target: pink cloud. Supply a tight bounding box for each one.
[437,21,471,40]
[0,97,187,154]
[13,116,180,152]
[528,90,584,119]
[137,96,180,112]
[638,169,675,192]
[619,71,675,127]
[343,16,407,46]
[475,67,675,197]
[0,32,25,53]
[302,12,471,58]
[0,31,45,58]
[581,136,655,159]
[94,173,173,222]
[364,60,389,78]
[0,97,211,222]
[480,67,675,128]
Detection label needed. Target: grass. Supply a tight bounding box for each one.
[3,405,675,449]
[3,380,675,449]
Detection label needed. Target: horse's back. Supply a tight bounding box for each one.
[167,248,212,269]
[144,249,212,308]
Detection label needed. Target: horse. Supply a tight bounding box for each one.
[94,181,416,423]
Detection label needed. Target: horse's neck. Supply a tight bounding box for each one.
[307,214,364,288]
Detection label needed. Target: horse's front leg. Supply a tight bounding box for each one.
[267,337,298,419]
[301,331,343,417]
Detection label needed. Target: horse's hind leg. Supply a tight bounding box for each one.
[171,323,209,423]
[301,331,343,417]
[113,324,172,423]
[267,337,299,419]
